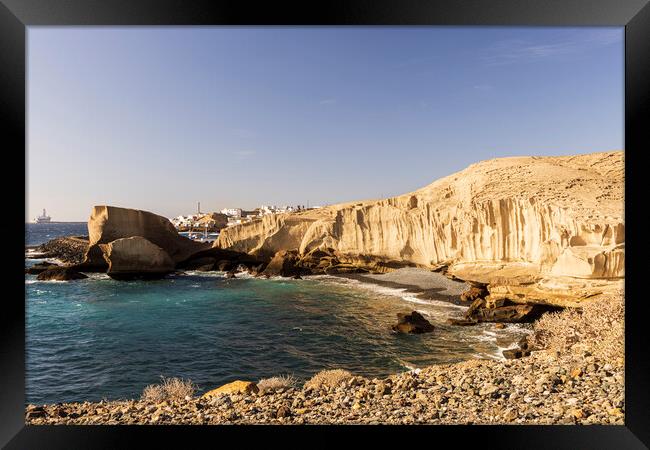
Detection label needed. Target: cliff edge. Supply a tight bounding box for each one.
[215,151,624,306]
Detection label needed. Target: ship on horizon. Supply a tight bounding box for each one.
[34,209,51,223]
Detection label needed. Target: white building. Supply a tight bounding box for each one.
[220,208,242,218]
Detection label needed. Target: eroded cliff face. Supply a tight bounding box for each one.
[215,151,624,305]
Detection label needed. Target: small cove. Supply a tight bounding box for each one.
[26,224,528,405]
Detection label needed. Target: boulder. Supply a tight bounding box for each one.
[392,311,435,334]
[261,250,302,277]
[225,270,236,279]
[201,381,259,399]
[100,236,175,280]
[37,267,88,281]
[82,205,210,270]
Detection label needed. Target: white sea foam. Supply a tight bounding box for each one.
[400,294,433,305]
[234,272,254,279]
[313,275,468,312]
[84,273,110,280]
[25,279,67,284]
[179,271,223,278]
[398,359,419,371]
[478,352,503,361]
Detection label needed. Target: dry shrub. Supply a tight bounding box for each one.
[257,375,297,393]
[530,291,624,364]
[141,376,196,403]
[304,369,352,390]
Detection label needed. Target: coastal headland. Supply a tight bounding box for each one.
[25,150,625,424]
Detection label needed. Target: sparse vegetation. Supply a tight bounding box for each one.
[530,291,624,365]
[257,375,297,393]
[141,376,196,403]
[304,369,352,390]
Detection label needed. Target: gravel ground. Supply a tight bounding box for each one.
[25,348,623,425]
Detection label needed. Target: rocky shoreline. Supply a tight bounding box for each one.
[25,349,623,425]
[25,258,624,425]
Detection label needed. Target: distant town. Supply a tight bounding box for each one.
[170,203,323,233]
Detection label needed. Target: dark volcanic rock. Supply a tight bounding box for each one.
[215,260,234,272]
[25,261,61,275]
[249,263,267,276]
[37,237,89,265]
[392,311,435,334]
[472,305,536,323]
[37,267,88,281]
[178,257,217,271]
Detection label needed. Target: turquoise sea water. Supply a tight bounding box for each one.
[25,224,507,405]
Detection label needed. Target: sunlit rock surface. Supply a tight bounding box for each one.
[83,205,210,269]
[215,151,623,305]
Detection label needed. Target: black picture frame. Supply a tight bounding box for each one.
[1,0,647,448]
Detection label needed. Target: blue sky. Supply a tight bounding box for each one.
[27,27,623,221]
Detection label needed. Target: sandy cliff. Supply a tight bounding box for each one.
[215,151,624,305]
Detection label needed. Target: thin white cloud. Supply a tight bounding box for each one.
[481,30,622,66]
[319,98,337,105]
